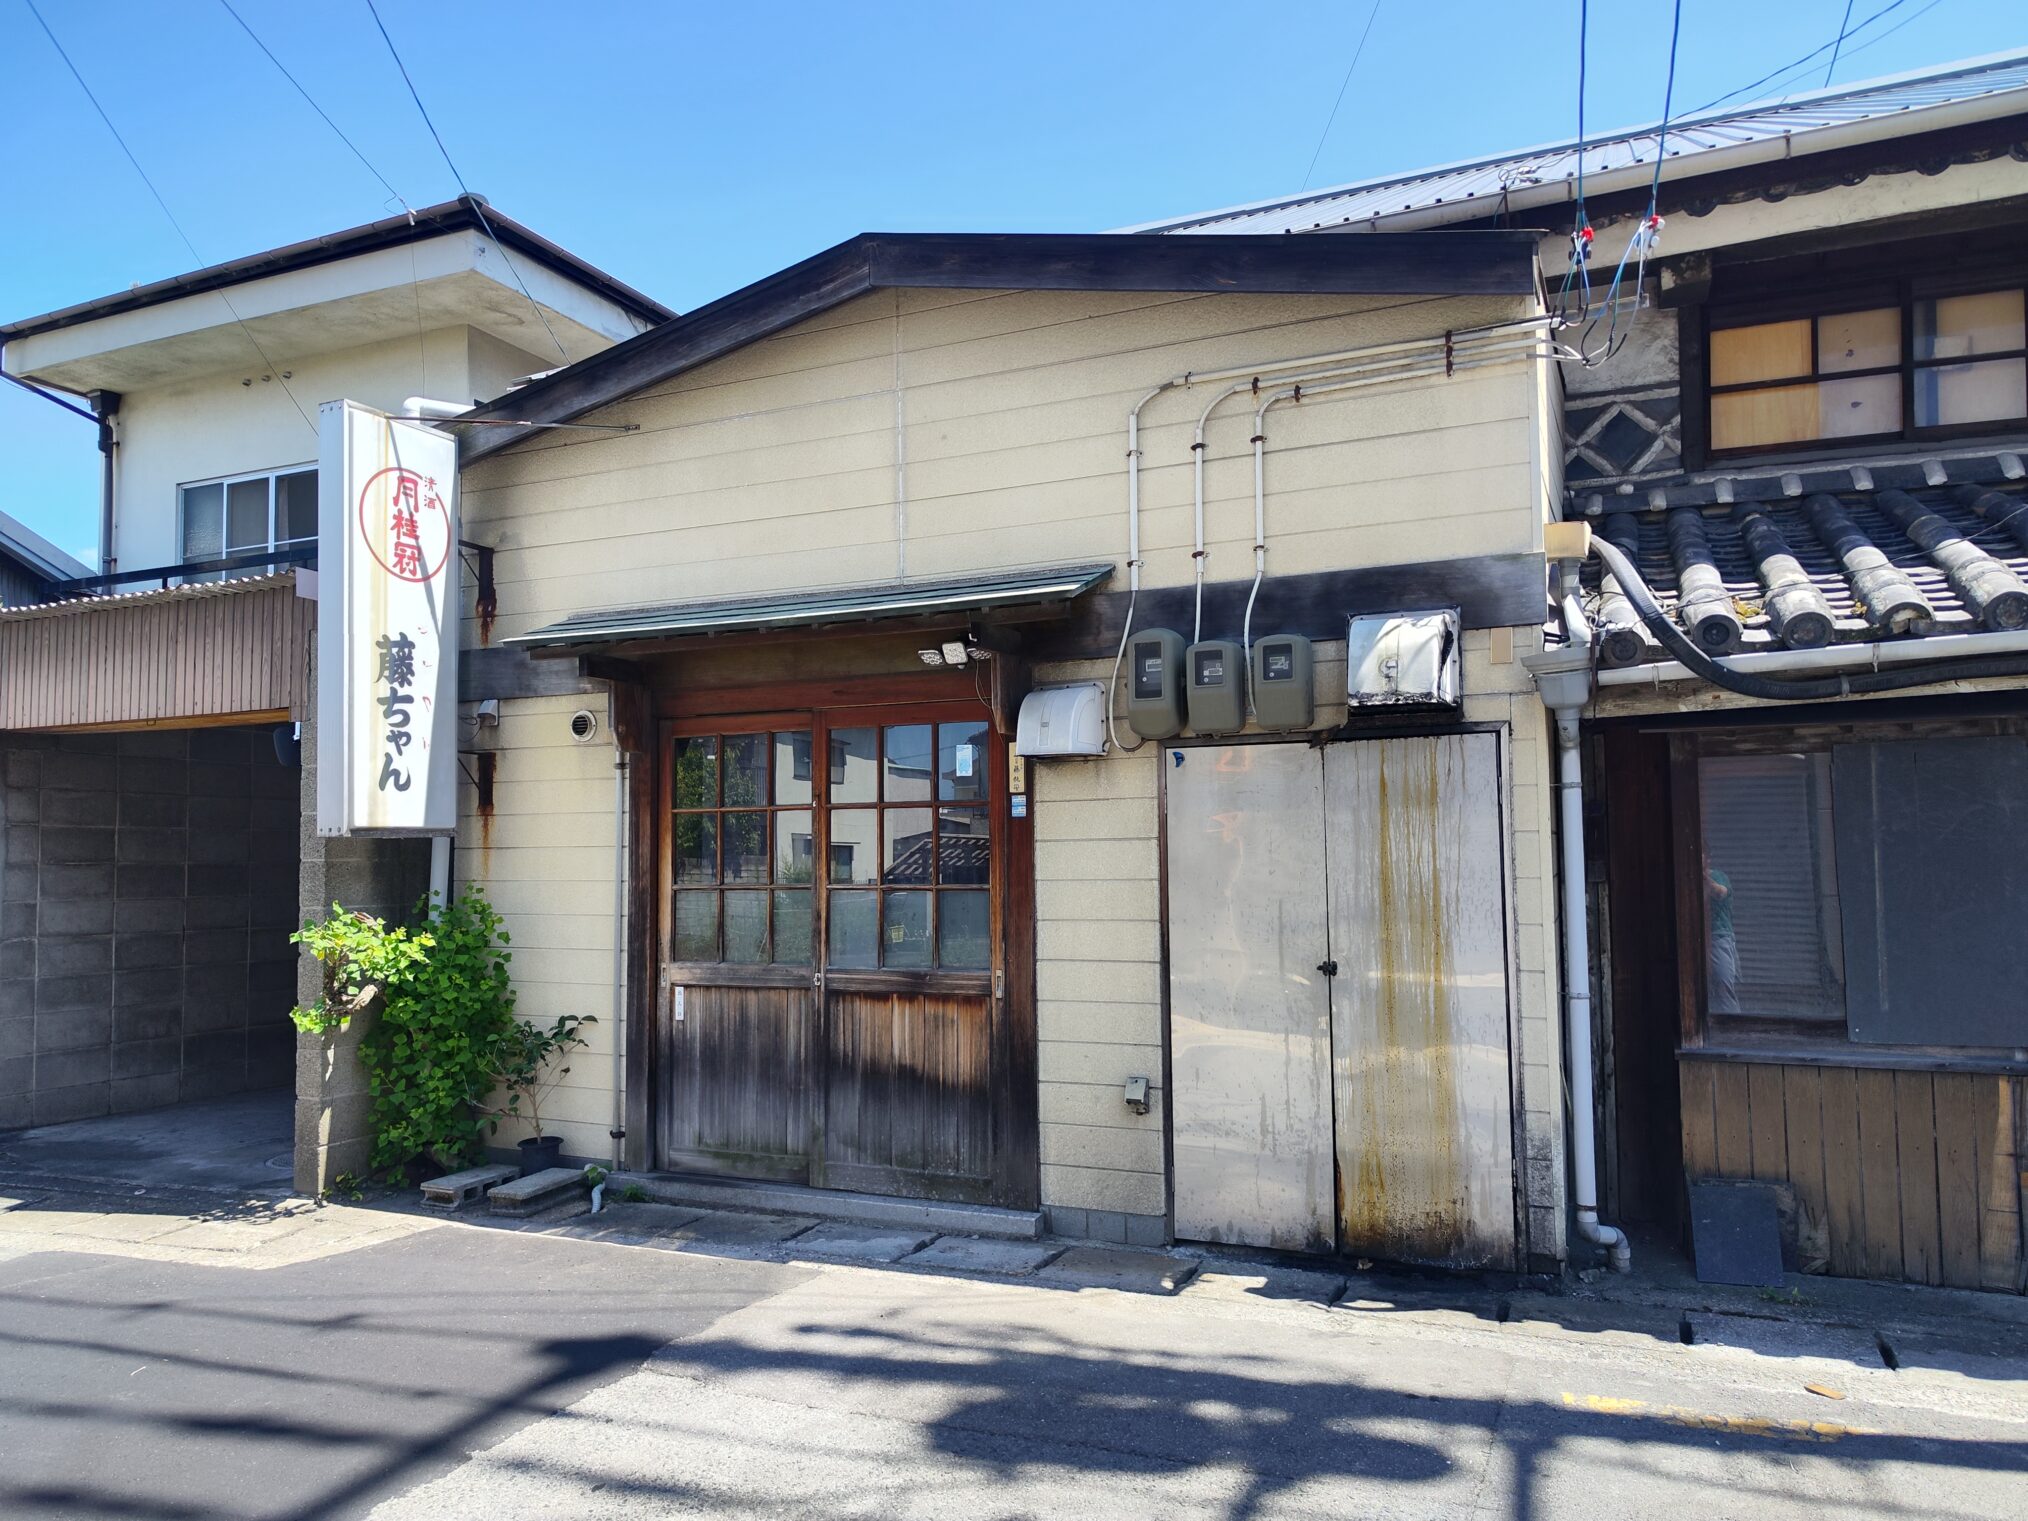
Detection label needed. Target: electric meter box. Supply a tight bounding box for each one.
[1015,682,1107,757]
[1346,607,1461,709]
[1185,640,1245,734]
[1249,634,1315,730]
[1125,627,1188,740]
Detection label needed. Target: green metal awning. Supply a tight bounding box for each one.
[502,562,1114,651]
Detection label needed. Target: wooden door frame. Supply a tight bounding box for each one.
[643,676,1039,1208]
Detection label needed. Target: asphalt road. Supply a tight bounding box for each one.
[3,1217,2027,1520]
[0,1227,805,1520]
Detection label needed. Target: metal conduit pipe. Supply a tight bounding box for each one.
[1116,321,1555,745]
[1234,342,1548,707]
[1525,567,1630,1273]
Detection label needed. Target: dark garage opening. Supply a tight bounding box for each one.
[1,725,301,1132]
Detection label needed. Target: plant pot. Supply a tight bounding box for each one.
[517,1135,563,1176]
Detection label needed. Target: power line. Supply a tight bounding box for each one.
[22,0,317,437]
[1747,0,1948,102]
[1300,0,1384,191]
[1685,0,1916,116]
[1825,1,1857,85]
[362,0,569,363]
[217,0,412,219]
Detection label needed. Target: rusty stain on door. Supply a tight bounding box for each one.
[1326,731,1515,1269]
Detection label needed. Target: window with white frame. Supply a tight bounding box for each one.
[178,467,317,573]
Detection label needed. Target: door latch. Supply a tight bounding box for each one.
[1316,959,1339,977]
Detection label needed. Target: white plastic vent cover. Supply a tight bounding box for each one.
[1015,682,1107,756]
[1346,608,1461,708]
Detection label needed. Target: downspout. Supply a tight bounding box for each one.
[609,687,630,1170]
[1524,551,1631,1273]
[89,390,121,576]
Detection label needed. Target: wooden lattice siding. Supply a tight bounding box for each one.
[1681,1058,2026,1293]
[0,576,310,731]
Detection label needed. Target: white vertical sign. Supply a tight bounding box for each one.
[316,400,460,836]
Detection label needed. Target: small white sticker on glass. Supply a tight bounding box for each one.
[955,744,974,778]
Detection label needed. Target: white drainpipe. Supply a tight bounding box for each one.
[1525,574,1632,1273]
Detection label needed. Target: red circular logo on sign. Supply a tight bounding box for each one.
[356,466,451,584]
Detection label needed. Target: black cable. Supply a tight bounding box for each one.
[1685,0,1915,116]
[1592,537,2028,702]
[1824,0,1857,85]
[23,0,317,437]
[218,0,411,217]
[362,0,569,363]
[1,371,98,423]
[1300,0,1384,191]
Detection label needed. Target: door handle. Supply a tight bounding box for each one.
[1316,959,1339,977]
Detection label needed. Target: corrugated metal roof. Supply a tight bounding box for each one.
[1125,49,2028,237]
[0,569,298,622]
[506,563,1116,650]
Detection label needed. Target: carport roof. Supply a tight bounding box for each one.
[504,562,1116,652]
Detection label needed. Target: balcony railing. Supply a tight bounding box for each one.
[44,545,319,601]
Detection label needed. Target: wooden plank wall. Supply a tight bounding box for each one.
[1681,1057,2024,1292]
[0,578,309,730]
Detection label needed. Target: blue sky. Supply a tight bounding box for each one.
[3,0,2019,561]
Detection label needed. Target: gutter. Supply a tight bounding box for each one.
[1597,626,2028,689]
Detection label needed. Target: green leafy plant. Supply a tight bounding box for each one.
[473,1012,597,1141]
[361,888,522,1171]
[289,906,432,1035]
[620,1183,647,1204]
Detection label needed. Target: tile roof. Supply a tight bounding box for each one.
[1124,50,2028,237]
[1583,475,2028,666]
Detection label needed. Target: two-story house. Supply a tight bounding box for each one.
[1145,51,2028,1292]
[0,196,668,1190]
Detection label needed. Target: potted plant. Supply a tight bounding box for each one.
[476,1013,597,1175]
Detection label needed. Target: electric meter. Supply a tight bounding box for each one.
[1125,628,1187,739]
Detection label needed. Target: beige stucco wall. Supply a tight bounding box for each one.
[459,281,1566,1243]
[110,325,550,573]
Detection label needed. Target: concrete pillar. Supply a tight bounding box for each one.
[292,650,429,1194]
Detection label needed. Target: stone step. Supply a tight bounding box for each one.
[487,1167,586,1219]
[419,1164,518,1211]
[607,1171,1043,1240]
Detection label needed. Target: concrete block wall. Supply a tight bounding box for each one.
[0,727,300,1130]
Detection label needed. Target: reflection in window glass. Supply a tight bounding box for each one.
[673,737,717,808]
[775,810,815,885]
[883,724,933,802]
[723,891,769,964]
[722,812,768,884]
[1697,751,1846,1026]
[938,809,990,885]
[829,728,877,805]
[227,478,269,553]
[278,471,318,543]
[774,732,813,806]
[939,890,990,969]
[828,809,878,884]
[939,721,989,802]
[828,890,877,968]
[673,892,718,961]
[724,733,768,808]
[773,890,812,965]
[883,808,935,884]
[884,890,932,968]
[673,815,717,884]
[1917,358,2028,429]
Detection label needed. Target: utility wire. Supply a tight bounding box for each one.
[1300,0,1383,191]
[2,370,98,424]
[22,0,317,437]
[1736,0,1946,104]
[1685,0,1915,116]
[218,0,413,220]
[1825,0,1857,85]
[362,0,569,363]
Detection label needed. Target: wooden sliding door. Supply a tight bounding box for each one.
[657,695,1021,1205]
